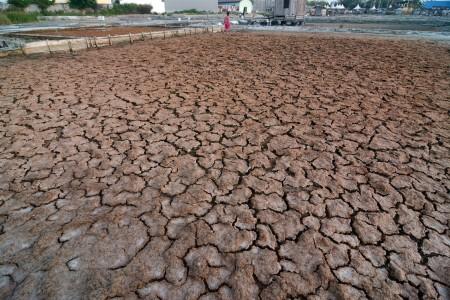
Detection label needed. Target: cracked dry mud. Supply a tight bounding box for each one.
[0,32,449,300]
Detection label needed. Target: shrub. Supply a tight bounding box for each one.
[7,0,31,9]
[0,13,12,24]
[5,10,39,23]
[136,4,151,14]
[69,0,96,10]
[32,0,55,11]
[99,4,153,15]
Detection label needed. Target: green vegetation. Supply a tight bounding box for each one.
[7,0,30,8]
[0,10,40,24]
[69,0,96,10]
[307,0,422,9]
[0,13,12,24]
[8,0,54,10]
[0,3,154,24]
[337,0,422,9]
[100,3,152,15]
[307,0,329,7]
[33,0,55,10]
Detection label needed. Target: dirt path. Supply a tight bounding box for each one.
[0,33,449,300]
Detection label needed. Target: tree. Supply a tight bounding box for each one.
[7,0,31,9]
[32,0,55,11]
[339,0,360,9]
[307,0,329,7]
[69,0,96,10]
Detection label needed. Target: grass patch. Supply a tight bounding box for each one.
[0,13,12,24]
[4,10,40,23]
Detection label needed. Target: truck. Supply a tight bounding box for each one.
[241,0,306,26]
[273,0,306,24]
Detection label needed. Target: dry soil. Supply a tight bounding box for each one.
[0,32,449,300]
[22,26,171,37]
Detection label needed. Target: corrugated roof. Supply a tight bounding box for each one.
[423,0,450,8]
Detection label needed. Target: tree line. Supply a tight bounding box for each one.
[307,0,422,9]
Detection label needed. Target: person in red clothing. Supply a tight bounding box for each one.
[224,11,231,32]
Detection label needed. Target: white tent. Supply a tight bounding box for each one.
[370,5,376,9]
[354,4,361,9]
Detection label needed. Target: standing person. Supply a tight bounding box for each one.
[224,11,231,32]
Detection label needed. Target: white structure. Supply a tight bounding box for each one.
[121,0,217,13]
[120,0,165,13]
[239,0,253,13]
[218,0,253,13]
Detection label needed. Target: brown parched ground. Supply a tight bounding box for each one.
[21,26,170,38]
[0,32,449,300]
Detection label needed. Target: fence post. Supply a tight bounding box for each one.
[108,34,112,46]
[141,32,145,41]
[46,40,51,54]
[68,40,73,54]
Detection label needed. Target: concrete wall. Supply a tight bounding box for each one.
[165,0,218,12]
[24,4,41,12]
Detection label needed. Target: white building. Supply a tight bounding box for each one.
[0,0,9,11]
[218,0,254,13]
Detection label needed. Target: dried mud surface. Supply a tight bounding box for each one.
[22,26,170,37]
[0,33,449,300]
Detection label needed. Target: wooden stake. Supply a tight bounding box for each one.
[68,40,73,53]
[108,34,112,46]
[129,33,133,44]
[46,40,51,54]
[141,32,145,41]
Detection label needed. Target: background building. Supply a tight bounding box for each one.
[218,0,254,13]
[0,0,9,10]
